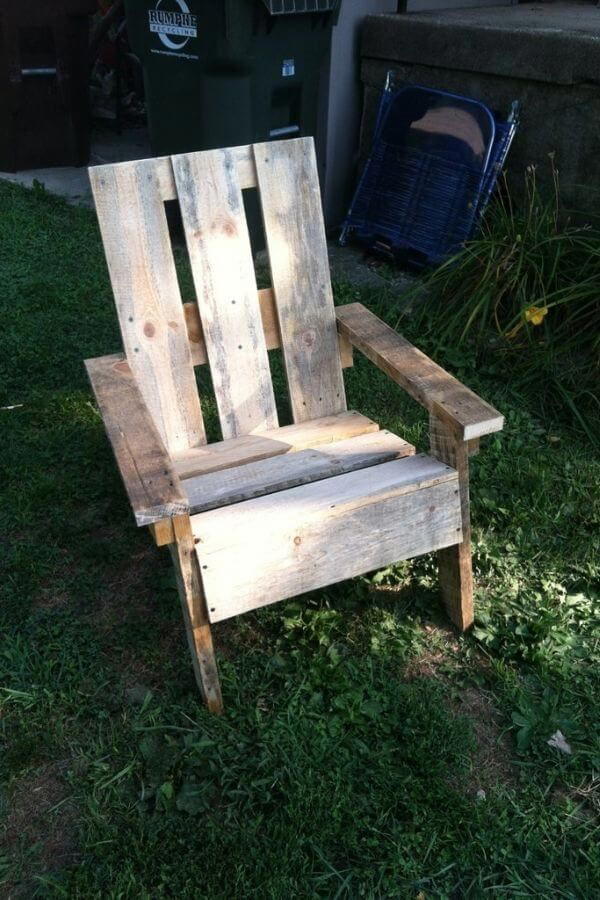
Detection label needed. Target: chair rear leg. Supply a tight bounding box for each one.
[429,415,474,631]
[170,515,223,713]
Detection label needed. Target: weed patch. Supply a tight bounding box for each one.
[409,163,600,444]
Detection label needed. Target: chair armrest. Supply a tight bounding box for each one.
[85,354,189,526]
[335,303,504,441]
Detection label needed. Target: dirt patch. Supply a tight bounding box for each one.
[3,761,79,895]
[402,636,515,796]
[572,777,600,816]
[404,648,447,679]
[114,622,187,693]
[91,545,157,631]
[559,776,600,824]
[117,647,165,692]
[454,687,517,796]
[36,588,71,611]
[87,544,194,691]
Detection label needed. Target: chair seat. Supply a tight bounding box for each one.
[172,410,380,480]
[191,453,461,623]
[182,428,415,514]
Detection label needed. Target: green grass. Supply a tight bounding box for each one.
[1,180,599,898]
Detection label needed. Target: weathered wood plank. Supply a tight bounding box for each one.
[153,156,178,203]
[173,411,379,480]
[149,520,175,546]
[338,331,354,369]
[336,303,504,440]
[89,158,205,454]
[430,414,474,630]
[183,288,279,367]
[192,455,460,622]
[184,430,414,513]
[173,148,278,439]
[85,354,188,526]
[254,137,347,422]
[467,438,480,457]
[170,515,222,712]
[184,290,352,370]
[150,144,257,201]
[156,414,384,536]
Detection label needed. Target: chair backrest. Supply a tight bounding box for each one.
[89,137,346,455]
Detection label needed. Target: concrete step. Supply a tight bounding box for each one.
[360,2,600,216]
[364,3,600,87]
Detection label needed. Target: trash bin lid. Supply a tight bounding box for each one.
[260,0,340,13]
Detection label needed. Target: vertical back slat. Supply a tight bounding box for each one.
[172,148,278,440]
[254,137,347,423]
[89,159,205,454]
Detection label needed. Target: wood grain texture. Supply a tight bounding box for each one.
[184,290,353,370]
[170,515,222,712]
[152,412,381,541]
[254,137,347,422]
[336,303,504,440]
[338,332,354,369]
[85,354,188,526]
[183,288,279,367]
[152,144,257,201]
[184,430,414,513]
[152,156,178,202]
[173,411,379,480]
[173,148,278,439]
[192,455,461,623]
[149,520,175,546]
[89,159,205,454]
[430,414,474,631]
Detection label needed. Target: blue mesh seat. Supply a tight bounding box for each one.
[341,78,519,266]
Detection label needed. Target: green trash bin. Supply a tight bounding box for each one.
[125,0,341,164]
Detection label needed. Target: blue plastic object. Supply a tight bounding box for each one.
[340,75,519,267]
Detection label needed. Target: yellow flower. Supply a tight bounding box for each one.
[524,305,548,326]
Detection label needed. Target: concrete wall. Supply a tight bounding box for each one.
[323,0,397,229]
[402,0,513,9]
[359,8,600,217]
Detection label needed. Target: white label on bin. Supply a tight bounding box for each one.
[282,59,295,77]
[149,1,197,51]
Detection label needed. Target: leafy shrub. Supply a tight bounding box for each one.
[411,160,600,443]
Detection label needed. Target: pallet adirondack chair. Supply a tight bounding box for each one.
[85,137,503,713]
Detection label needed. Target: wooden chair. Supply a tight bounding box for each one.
[85,137,503,713]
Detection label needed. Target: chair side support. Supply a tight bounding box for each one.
[335,302,505,631]
[429,414,474,630]
[85,354,189,527]
[170,515,223,713]
[87,355,222,704]
[335,303,504,441]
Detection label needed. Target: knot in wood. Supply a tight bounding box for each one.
[301,330,316,349]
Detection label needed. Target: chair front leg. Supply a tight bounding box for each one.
[170,515,223,713]
[429,414,474,631]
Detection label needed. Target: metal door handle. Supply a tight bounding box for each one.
[21,67,57,76]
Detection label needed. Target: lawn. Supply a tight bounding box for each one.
[1,180,599,898]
